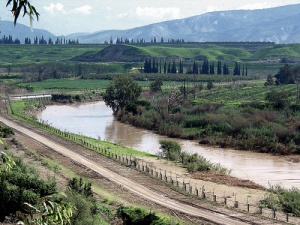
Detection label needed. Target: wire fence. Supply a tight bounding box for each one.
[7,110,300,225]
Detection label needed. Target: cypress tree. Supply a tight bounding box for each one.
[217,60,222,75]
[210,62,215,75]
[171,60,177,73]
[233,62,240,75]
[202,59,209,74]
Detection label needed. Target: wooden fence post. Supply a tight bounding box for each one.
[234,201,238,208]
[213,195,216,202]
[201,186,206,199]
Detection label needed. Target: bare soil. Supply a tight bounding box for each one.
[192,172,265,190]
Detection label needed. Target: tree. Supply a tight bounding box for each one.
[207,80,214,90]
[149,78,163,92]
[150,85,183,120]
[265,90,291,110]
[171,60,177,73]
[264,74,275,86]
[233,62,240,75]
[275,64,296,85]
[209,62,215,75]
[103,76,142,114]
[217,60,222,75]
[223,63,229,75]
[201,59,209,74]
[6,0,39,25]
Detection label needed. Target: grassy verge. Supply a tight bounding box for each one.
[10,99,155,159]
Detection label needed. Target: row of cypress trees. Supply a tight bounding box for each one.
[143,58,247,75]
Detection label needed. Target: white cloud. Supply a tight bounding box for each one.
[136,7,181,20]
[44,3,65,14]
[73,5,92,15]
[44,3,92,15]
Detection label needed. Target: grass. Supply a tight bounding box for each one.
[197,82,298,106]
[10,99,155,158]
[114,44,253,62]
[1,42,299,68]
[17,77,198,92]
[0,44,106,63]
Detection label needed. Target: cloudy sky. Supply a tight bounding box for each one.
[1,0,299,35]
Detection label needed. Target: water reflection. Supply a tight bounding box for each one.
[37,101,300,189]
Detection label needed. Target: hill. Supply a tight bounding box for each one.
[71,45,148,62]
[0,20,57,44]
[73,4,300,44]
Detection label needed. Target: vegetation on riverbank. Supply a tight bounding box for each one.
[260,185,300,217]
[158,139,230,174]
[104,65,300,155]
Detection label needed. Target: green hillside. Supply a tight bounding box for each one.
[251,44,300,60]
[128,44,252,62]
[0,43,300,65]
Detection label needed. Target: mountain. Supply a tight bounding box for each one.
[0,20,57,44]
[74,4,300,44]
[1,4,300,44]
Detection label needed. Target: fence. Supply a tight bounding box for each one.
[6,112,300,225]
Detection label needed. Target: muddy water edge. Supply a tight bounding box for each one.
[36,101,300,189]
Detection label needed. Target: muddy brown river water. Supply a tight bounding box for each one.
[37,101,300,189]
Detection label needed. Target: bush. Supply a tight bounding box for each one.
[117,206,168,225]
[265,90,291,110]
[157,122,182,138]
[0,126,14,138]
[282,188,300,216]
[67,192,107,225]
[158,140,181,161]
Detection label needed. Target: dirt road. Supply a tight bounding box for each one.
[0,114,285,225]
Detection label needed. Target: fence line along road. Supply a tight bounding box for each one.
[0,115,259,225]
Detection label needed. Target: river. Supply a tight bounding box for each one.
[37,101,300,189]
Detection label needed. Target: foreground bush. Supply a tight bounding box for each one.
[260,187,300,217]
[117,206,179,225]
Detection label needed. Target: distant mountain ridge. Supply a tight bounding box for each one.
[73,4,300,44]
[1,4,300,44]
[0,20,56,44]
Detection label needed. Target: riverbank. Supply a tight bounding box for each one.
[8,99,300,223]
[1,114,268,215]
[112,82,300,156]
[10,99,268,199]
[35,101,300,189]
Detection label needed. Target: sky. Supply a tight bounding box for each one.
[1,0,300,36]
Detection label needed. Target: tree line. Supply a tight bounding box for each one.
[0,35,79,45]
[0,35,20,44]
[143,57,247,75]
[104,36,185,45]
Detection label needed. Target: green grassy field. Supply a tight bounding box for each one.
[1,43,300,64]
[197,82,298,106]
[17,77,197,92]
[0,44,106,63]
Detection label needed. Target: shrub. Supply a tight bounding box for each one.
[282,188,300,216]
[265,90,291,110]
[158,140,181,161]
[0,126,14,138]
[157,122,183,138]
[117,206,168,225]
